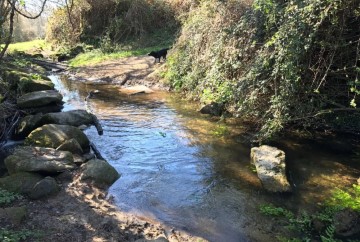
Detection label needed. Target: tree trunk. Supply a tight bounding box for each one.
[0,0,16,61]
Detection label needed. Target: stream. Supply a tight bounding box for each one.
[49,74,360,241]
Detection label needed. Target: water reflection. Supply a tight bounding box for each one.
[49,74,360,242]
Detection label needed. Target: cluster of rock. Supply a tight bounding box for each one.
[0,84,120,200]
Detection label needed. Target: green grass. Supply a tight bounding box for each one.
[69,46,165,67]
[5,39,46,54]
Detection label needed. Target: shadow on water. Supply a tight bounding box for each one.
[49,74,360,241]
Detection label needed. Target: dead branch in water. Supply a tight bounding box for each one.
[90,142,105,160]
[85,90,103,136]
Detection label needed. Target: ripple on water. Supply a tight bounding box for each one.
[49,75,360,242]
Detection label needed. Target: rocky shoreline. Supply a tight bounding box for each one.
[0,60,206,242]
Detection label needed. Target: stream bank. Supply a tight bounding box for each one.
[1,55,360,241]
[0,57,204,242]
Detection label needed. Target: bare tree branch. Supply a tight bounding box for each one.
[7,0,48,19]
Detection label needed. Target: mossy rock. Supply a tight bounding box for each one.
[25,124,90,153]
[56,139,83,155]
[4,146,75,174]
[0,206,27,225]
[0,172,43,194]
[18,76,54,93]
[17,90,63,109]
[13,114,44,139]
[28,177,60,200]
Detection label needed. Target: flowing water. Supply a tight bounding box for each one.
[49,74,360,241]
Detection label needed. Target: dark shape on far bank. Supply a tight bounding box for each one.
[148,48,169,63]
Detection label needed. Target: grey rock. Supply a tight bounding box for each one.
[200,102,224,116]
[5,146,75,174]
[0,206,27,225]
[81,159,120,187]
[17,90,63,109]
[14,113,43,139]
[334,209,360,238]
[56,138,84,155]
[0,172,43,194]
[25,124,90,153]
[250,145,291,192]
[29,176,60,200]
[18,77,54,94]
[40,109,94,127]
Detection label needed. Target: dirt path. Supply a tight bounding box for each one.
[72,56,167,90]
[12,170,205,242]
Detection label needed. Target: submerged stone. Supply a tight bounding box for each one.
[250,145,291,192]
[199,102,224,116]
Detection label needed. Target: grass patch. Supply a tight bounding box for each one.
[5,40,46,54]
[69,45,168,67]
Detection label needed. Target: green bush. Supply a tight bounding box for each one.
[329,184,360,211]
[0,229,39,242]
[0,188,21,206]
[165,0,360,141]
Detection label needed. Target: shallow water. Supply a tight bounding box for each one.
[49,74,360,241]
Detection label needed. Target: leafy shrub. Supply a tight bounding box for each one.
[165,0,360,141]
[329,184,360,211]
[46,0,179,48]
[0,188,21,206]
[0,229,40,242]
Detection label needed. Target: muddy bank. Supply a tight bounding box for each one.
[0,57,205,242]
[2,169,204,242]
[70,56,168,90]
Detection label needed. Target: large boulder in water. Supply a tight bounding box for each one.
[4,146,75,174]
[80,159,120,187]
[25,124,90,153]
[17,90,63,109]
[199,102,224,116]
[250,145,291,192]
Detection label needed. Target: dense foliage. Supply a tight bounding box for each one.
[46,0,179,50]
[165,0,360,141]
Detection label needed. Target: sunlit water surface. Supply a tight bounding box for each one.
[49,75,360,241]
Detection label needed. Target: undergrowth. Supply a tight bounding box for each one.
[165,0,360,141]
[0,229,41,242]
[259,184,360,241]
[0,189,21,206]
